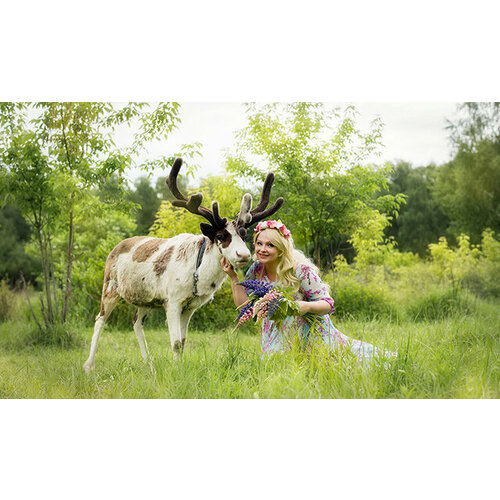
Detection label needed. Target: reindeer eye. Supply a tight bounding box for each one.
[216,234,224,241]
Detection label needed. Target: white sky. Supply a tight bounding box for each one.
[129,102,459,185]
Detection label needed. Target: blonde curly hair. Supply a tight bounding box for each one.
[253,228,320,294]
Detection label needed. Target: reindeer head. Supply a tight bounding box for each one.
[167,158,284,268]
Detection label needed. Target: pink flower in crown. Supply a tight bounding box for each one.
[254,220,291,239]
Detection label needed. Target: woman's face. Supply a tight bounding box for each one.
[255,229,280,266]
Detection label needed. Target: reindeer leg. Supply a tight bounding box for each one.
[166,302,183,360]
[83,293,119,373]
[179,309,195,354]
[133,307,155,375]
[133,307,151,361]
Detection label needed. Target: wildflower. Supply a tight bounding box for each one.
[237,304,254,326]
[234,283,301,330]
[238,280,274,297]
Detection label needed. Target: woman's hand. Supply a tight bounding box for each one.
[295,300,310,316]
[222,257,248,307]
[220,257,238,280]
[296,299,331,316]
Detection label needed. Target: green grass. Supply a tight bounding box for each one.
[1,297,498,398]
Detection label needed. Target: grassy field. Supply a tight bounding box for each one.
[0,296,498,399]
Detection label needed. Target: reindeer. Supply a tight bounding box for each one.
[83,158,283,372]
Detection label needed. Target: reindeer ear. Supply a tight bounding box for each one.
[200,222,216,241]
[238,227,248,239]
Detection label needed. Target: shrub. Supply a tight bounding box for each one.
[406,289,475,322]
[190,281,256,334]
[0,279,31,322]
[0,317,82,350]
[0,279,17,321]
[25,322,82,349]
[462,229,500,297]
[330,278,398,320]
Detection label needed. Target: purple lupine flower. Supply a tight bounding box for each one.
[238,280,274,297]
[267,296,282,318]
[237,305,254,326]
[237,302,253,320]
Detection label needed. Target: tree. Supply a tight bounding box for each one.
[446,102,500,153]
[128,176,162,235]
[385,161,449,255]
[434,103,500,241]
[434,140,500,240]
[0,202,41,286]
[0,102,182,332]
[1,130,61,326]
[225,103,404,268]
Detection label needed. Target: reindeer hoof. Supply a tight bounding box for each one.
[83,361,94,374]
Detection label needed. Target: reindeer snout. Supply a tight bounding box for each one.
[236,250,251,262]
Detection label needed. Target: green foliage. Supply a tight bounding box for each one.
[0,280,23,322]
[329,223,500,325]
[432,103,500,241]
[446,102,500,153]
[426,231,500,298]
[433,140,500,240]
[26,322,81,349]
[348,209,398,268]
[428,235,480,287]
[459,230,500,297]
[0,281,80,349]
[150,173,245,238]
[0,300,498,397]
[330,277,398,320]
[0,102,181,332]
[407,289,474,322]
[385,161,449,255]
[69,192,137,323]
[189,280,254,332]
[128,176,163,234]
[226,103,404,268]
[0,204,41,285]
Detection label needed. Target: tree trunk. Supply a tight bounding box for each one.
[48,236,58,315]
[36,228,53,326]
[62,202,75,324]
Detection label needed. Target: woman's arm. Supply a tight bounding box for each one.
[221,257,248,307]
[296,299,332,316]
[296,264,335,316]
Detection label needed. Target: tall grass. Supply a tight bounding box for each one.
[1,235,499,399]
[1,296,498,398]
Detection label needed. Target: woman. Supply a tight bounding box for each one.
[222,220,396,361]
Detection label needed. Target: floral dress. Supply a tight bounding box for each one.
[245,261,396,362]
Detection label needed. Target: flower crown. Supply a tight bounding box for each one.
[254,220,291,239]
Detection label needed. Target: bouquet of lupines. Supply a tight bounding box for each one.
[235,279,303,329]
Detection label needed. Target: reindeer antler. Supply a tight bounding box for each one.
[236,193,253,227]
[244,173,284,228]
[235,173,284,238]
[168,158,284,241]
[167,158,219,227]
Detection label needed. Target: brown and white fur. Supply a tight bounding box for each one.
[83,158,283,372]
[83,222,251,373]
